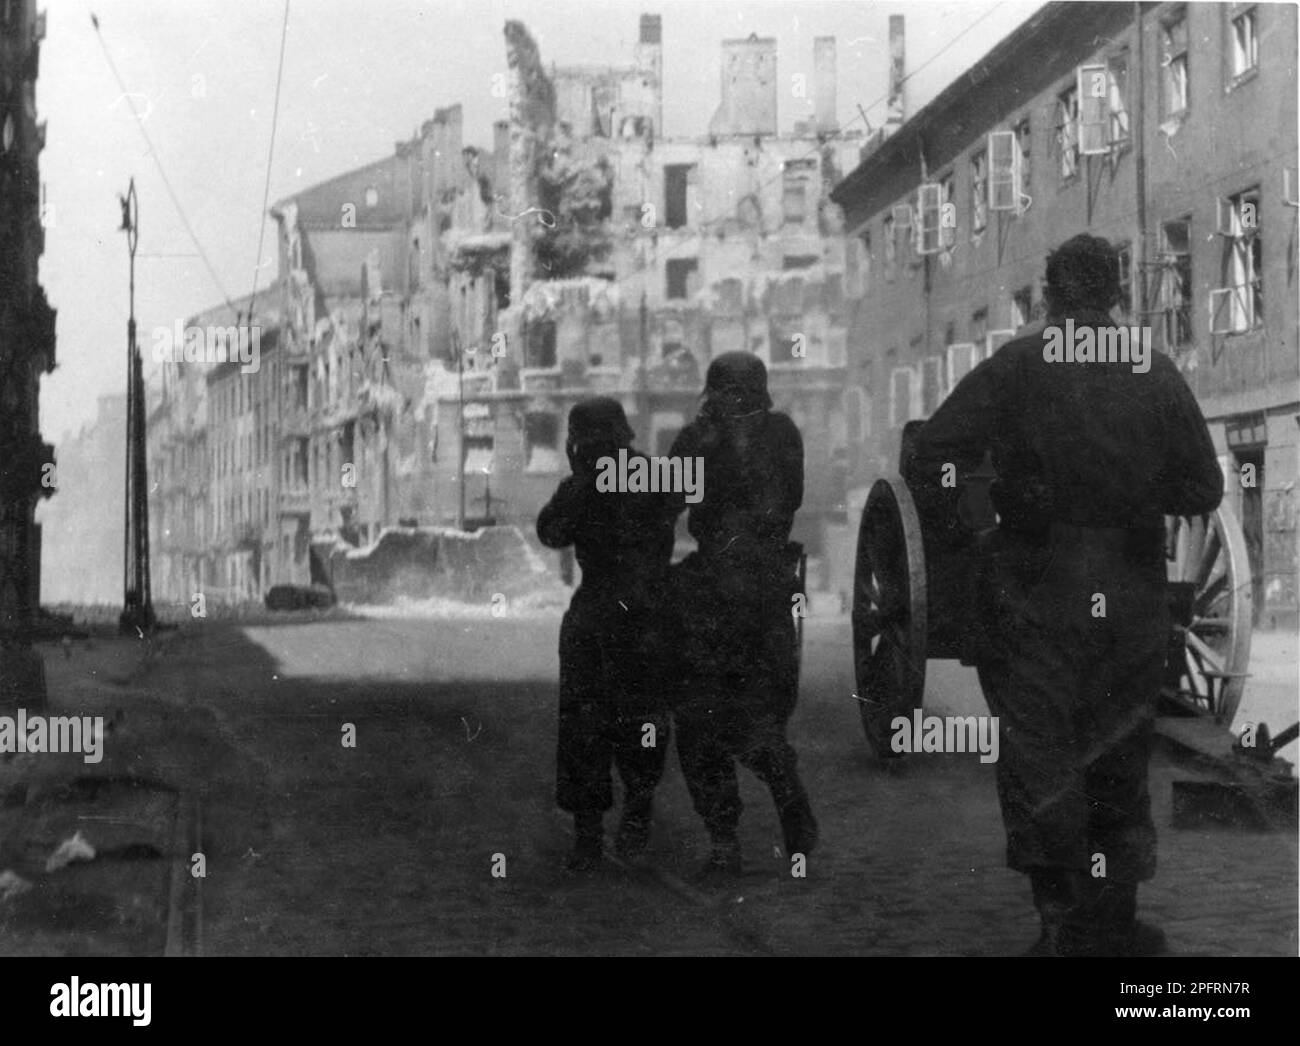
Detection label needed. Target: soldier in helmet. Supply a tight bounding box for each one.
[668,352,818,880]
[537,397,677,871]
[905,234,1223,955]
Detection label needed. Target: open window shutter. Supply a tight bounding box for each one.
[1058,97,1078,171]
[988,130,1019,211]
[1215,196,1236,236]
[890,203,914,256]
[1155,256,1182,311]
[1077,64,1110,155]
[941,180,956,248]
[1107,60,1130,143]
[1208,287,1240,335]
[917,183,943,254]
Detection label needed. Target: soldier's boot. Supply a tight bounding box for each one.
[776,787,818,859]
[1084,880,1167,957]
[565,812,604,873]
[614,793,654,861]
[750,745,817,858]
[1024,867,1092,956]
[691,834,742,885]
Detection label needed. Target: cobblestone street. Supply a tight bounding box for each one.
[2,612,1293,957]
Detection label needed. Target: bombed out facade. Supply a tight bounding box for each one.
[431,15,863,577]
[147,13,867,602]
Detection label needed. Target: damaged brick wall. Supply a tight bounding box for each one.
[314,525,564,605]
[504,20,555,308]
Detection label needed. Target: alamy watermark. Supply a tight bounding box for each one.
[595,448,704,504]
[890,710,1000,763]
[50,978,151,1026]
[1042,319,1152,374]
[151,320,262,374]
[0,709,104,764]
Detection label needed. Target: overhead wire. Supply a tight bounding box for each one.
[248,0,292,325]
[90,12,237,315]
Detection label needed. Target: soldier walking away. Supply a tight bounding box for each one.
[668,353,818,882]
[537,397,677,872]
[905,235,1223,956]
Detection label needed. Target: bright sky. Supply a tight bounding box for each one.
[36,0,1042,444]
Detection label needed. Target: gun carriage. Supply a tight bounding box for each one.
[852,421,1254,759]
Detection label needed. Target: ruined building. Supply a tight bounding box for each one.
[150,107,504,602]
[148,13,868,603]
[429,16,866,584]
[270,105,502,580]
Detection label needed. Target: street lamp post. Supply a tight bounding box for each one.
[118,178,155,635]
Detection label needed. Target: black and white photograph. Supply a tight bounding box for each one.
[0,0,1297,990]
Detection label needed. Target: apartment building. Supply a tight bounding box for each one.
[832,1,1298,624]
[1,0,55,694]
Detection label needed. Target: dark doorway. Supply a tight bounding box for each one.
[525,320,557,369]
[664,164,693,229]
[665,258,698,300]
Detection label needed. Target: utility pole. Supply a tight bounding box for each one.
[118,178,155,636]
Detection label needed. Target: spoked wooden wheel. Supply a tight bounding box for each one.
[852,477,928,758]
[1164,503,1253,725]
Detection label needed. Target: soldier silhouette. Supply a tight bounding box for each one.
[906,235,1223,955]
[667,352,818,881]
[537,397,676,871]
